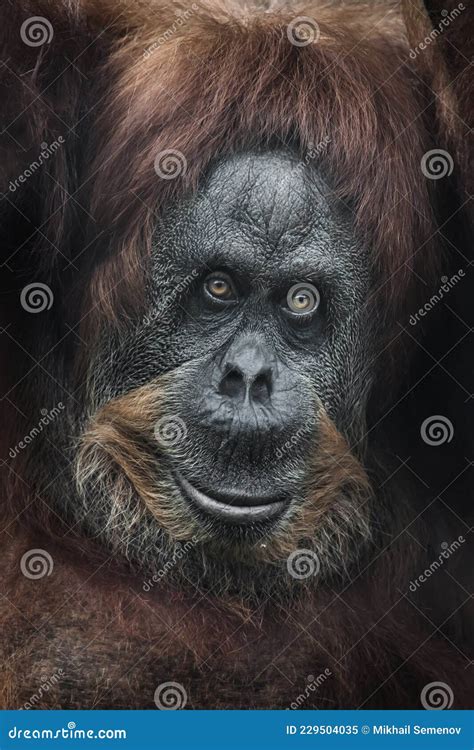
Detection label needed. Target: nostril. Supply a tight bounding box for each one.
[251,370,272,403]
[219,367,246,400]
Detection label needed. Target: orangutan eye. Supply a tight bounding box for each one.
[204,273,237,302]
[286,282,320,316]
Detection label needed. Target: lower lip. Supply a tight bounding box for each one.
[175,474,287,524]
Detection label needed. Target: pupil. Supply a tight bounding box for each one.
[213,280,226,294]
[286,282,319,316]
[295,293,309,308]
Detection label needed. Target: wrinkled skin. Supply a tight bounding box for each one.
[36,151,376,596]
[102,151,372,423]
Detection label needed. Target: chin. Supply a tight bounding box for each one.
[73,380,373,598]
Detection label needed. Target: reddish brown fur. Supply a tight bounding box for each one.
[1,1,445,324]
[0,516,471,709]
[76,378,372,561]
[83,1,440,330]
[0,0,472,710]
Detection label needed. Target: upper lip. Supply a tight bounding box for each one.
[175,473,288,524]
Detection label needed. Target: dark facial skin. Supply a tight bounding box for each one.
[89,150,374,549]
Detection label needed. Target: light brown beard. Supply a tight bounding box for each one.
[75,372,373,585]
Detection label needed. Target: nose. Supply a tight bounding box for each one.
[218,340,273,405]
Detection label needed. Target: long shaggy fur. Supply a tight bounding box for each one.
[2,0,443,323]
[0,0,472,710]
[75,375,372,592]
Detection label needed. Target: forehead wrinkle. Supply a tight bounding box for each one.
[161,151,360,280]
[191,203,346,282]
[211,174,318,267]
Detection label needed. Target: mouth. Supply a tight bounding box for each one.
[175,472,289,525]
